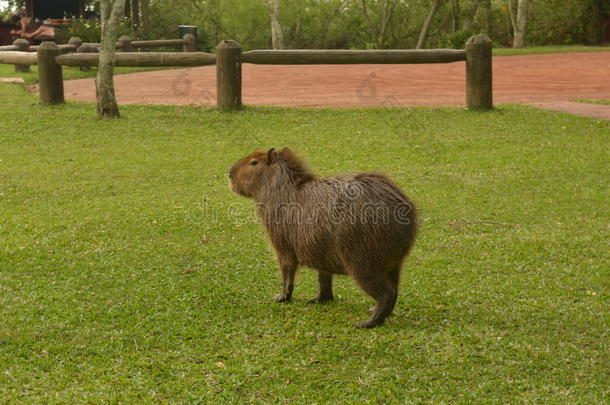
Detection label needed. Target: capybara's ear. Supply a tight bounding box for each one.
[267,148,277,165]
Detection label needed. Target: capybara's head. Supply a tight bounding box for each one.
[229,148,313,198]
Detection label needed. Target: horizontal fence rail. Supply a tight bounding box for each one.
[131,39,188,48]
[0,51,38,65]
[241,49,467,65]
[0,45,18,51]
[85,34,196,52]
[56,52,216,67]
[30,44,78,53]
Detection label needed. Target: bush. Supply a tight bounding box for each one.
[444,30,476,49]
[56,18,132,44]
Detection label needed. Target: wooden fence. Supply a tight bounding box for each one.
[0,34,493,110]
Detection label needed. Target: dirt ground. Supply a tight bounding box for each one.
[61,51,610,119]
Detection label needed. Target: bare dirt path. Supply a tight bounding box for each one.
[62,52,610,119]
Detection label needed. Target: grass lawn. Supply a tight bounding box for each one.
[573,99,610,106]
[0,83,608,403]
[493,44,610,56]
[0,63,168,85]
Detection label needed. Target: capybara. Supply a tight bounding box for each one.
[229,148,417,328]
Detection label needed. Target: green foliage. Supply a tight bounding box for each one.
[2,0,607,49]
[55,18,133,44]
[444,29,476,49]
[0,83,609,402]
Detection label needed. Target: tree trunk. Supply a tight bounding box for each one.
[462,0,479,31]
[132,0,140,32]
[591,1,606,45]
[140,0,150,36]
[264,0,284,49]
[451,0,460,33]
[96,0,125,119]
[417,0,443,49]
[483,0,492,34]
[505,0,516,31]
[513,0,528,48]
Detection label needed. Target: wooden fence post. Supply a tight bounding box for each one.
[117,36,132,52]
[68,36,83,51]
[76,43,96,71]
[466,34,493,110]
[216,40,242,110]
[12,38,30,72]
[183,33,196,52]
[37,42,64,105]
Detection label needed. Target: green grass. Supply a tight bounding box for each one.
[0,63,168,85]
[0,83,608,403]
[493,45,609,56]
[572,99,610,106]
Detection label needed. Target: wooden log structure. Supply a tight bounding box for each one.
[241,49,467,65]
[0,34,492,112]
[68,36,194,52]
[37,42,64,105]
[76,43,96,71]
[183,34,197,52]
[56,52,216,67]
[30,44,79,54]
[216,40,242,110]
[465,34,493,110]
[12,39,30,72]
[131,39,186,48]
[0,51,38,65]
[117,36,132,52]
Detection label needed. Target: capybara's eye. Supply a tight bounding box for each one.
[249,160,259,166]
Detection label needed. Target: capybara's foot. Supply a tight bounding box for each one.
[368,306,395,316]
[307,295,334,304]
[274,294,292,303]
[355,317,385,328]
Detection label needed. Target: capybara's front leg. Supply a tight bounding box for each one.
[307,271,334,303]
[274,255,296,303]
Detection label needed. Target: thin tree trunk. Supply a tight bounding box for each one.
[140,0,150,36]
[132,0,140,32]
[378,0,396,49]
[451,0,460,33]
[360,0,379,47]
[96,0,125,119]
[591,1,606,45]
[483,0,492,34]
[462,0,479,31]
[320,1,349,45]
[264,0,284,49]
[513,0,528,48]
[417,0,443,49]
[505,0,516,34]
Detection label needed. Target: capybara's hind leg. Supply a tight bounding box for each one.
[351,269,396,328]
[308,271,334,303]
[367,265,401,315]
[385,265,402,316]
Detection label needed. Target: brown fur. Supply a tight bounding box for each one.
[229,148,417,328]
